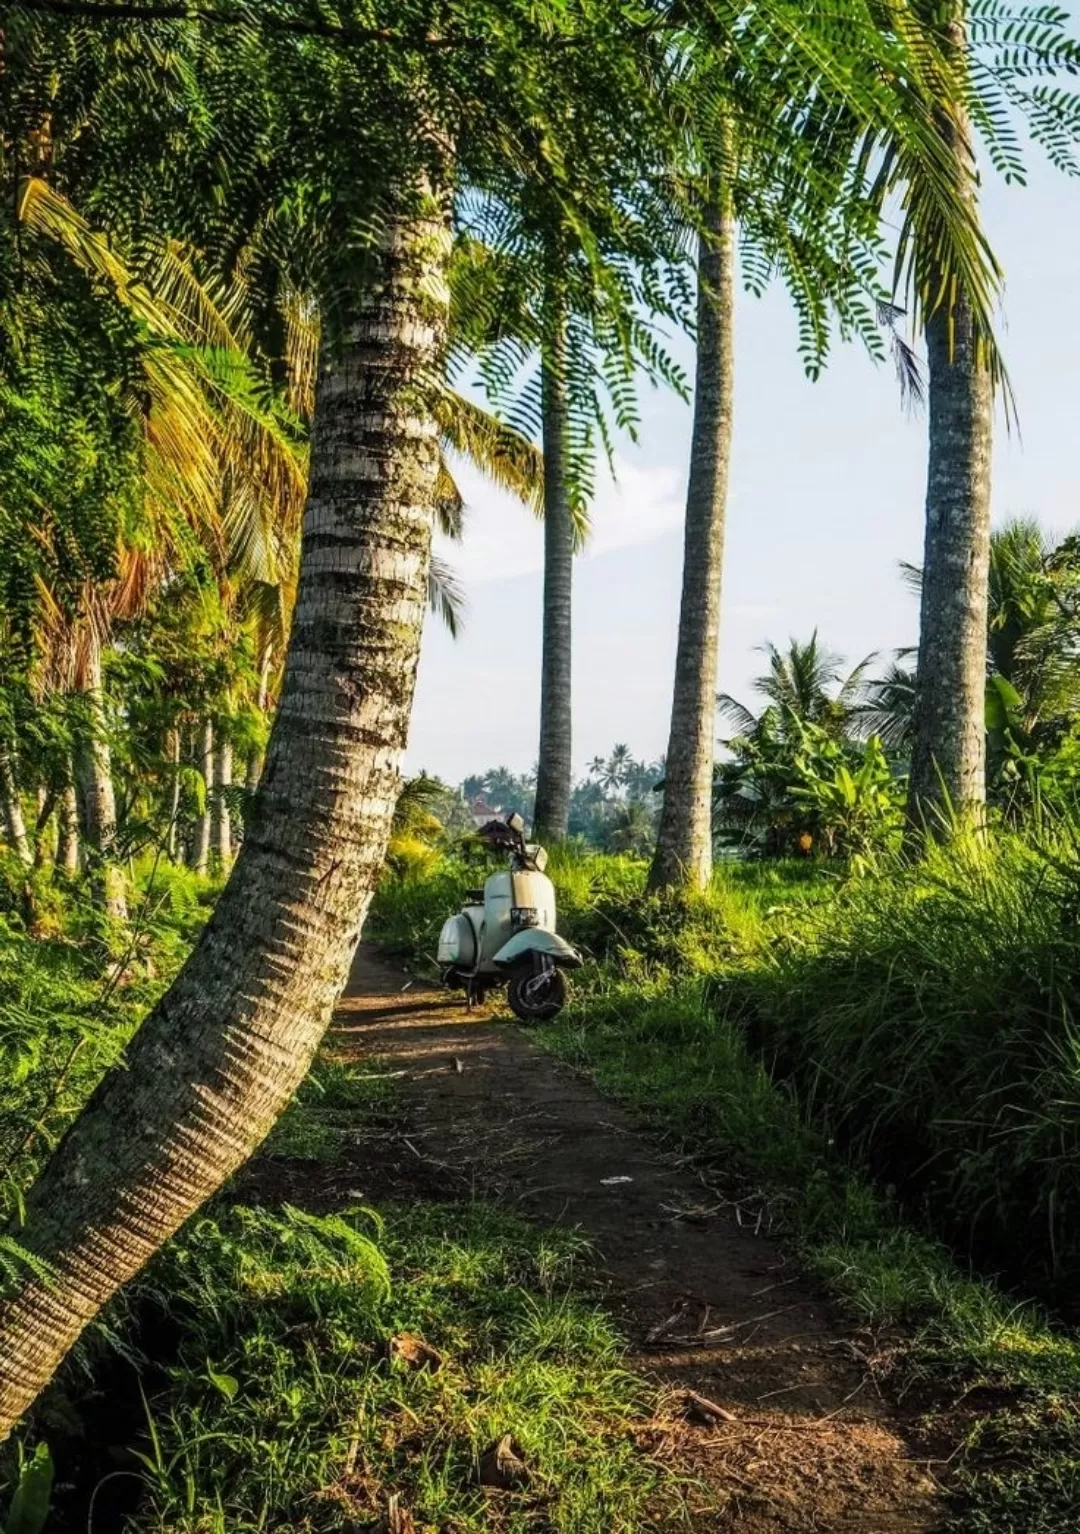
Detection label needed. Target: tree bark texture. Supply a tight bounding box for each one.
[71,641,128,921]
[55,786,79,877]
[191,718,213,876]
[532,300,574,842]
[0,190,450,1437]
[0,744,32,868]
[649,197,736,892]
[166,727,182,862]
[906,41,993,834]
[245,646,273,792]
[212,733,233,871]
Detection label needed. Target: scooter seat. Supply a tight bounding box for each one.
[465,888,485,904]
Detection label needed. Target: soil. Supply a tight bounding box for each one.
[280,947,946,1532]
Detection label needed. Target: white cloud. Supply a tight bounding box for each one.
[437,452,686,586]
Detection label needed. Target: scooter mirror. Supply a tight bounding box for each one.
[506,812,525,834]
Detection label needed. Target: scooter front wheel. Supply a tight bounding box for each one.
[506,963,567,1023]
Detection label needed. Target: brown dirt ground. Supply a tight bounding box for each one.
[268,946,947,1532]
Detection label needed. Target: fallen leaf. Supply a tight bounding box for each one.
[385,1333,443,1373]
[478,1433,530,1489]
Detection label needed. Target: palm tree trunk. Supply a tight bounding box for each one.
[71,640,128,922]
[55,786,79,878]
[166,727,182,862]
[191,718,213,875]
[0,743,32,868]
[246,643,273,792]
[0,186,450,1437]
[906,24,993,835]
[532,294,574,842]
[32,789,55,871]
[649,193,736,892]
[212,732,233,871]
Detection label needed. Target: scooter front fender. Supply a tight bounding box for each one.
[492,930,583,970]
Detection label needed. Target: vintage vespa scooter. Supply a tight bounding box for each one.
[437,813,582,1021]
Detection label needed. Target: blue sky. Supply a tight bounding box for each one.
[405,148,1080,786]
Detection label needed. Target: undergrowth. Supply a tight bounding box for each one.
[121,1198,685,1533]
[0,857,215,1233]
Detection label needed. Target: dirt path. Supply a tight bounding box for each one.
[327,947,941,1532]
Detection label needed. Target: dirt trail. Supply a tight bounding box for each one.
[328,947,941,1532]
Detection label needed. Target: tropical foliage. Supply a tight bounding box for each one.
[6,0,1080,1525]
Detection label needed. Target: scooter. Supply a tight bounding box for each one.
[437,813,583,1021]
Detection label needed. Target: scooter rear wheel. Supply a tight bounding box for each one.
[506,963,567,1023]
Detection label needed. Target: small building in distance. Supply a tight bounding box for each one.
[469,797,501,828]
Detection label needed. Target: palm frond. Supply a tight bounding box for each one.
[428,556,466,638]
[716,692,760,736]
[435,387,544,512]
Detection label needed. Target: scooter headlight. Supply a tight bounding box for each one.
[511,907,540,928]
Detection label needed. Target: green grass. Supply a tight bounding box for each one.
[124,1199,688,1533]
[0,856,214,1236]
[720,829,1080,1302]
[262,1057,399,1162]
[1,1042,694,1533]
[538,976,1080,1530]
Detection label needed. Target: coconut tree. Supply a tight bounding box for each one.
[532,287,576,840]
[649,188,736,889]
[0,0,693,1430]
[867,520,1080,762]
[648,45,902,892]
[904,10,994,832]
[895,3,1080,831]
[719,634,876,742]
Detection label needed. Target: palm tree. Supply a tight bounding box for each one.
[872,521,1080,761]
[589,743,635,797]
[0,179,455,1434]
[646,1,998,893]
[719,635,875,742]
[0,743,32,869]
[532,290,575,841]
[903,3,997,834]
[986,519,1080,731]
[855,661,918,752]
[649,191,736,891]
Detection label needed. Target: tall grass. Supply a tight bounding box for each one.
[726,826,1080,1303]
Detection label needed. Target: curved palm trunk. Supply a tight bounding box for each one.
[190,718,213,875]
[71,641,128,922]
[649,195,736,892]
[212,732,233,871]
[0,743,32,868]
[532,301,573,842]
[0,189,450,1437]
[906,28,992,836]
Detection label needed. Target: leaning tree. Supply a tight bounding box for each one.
[0,0,688,1433]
